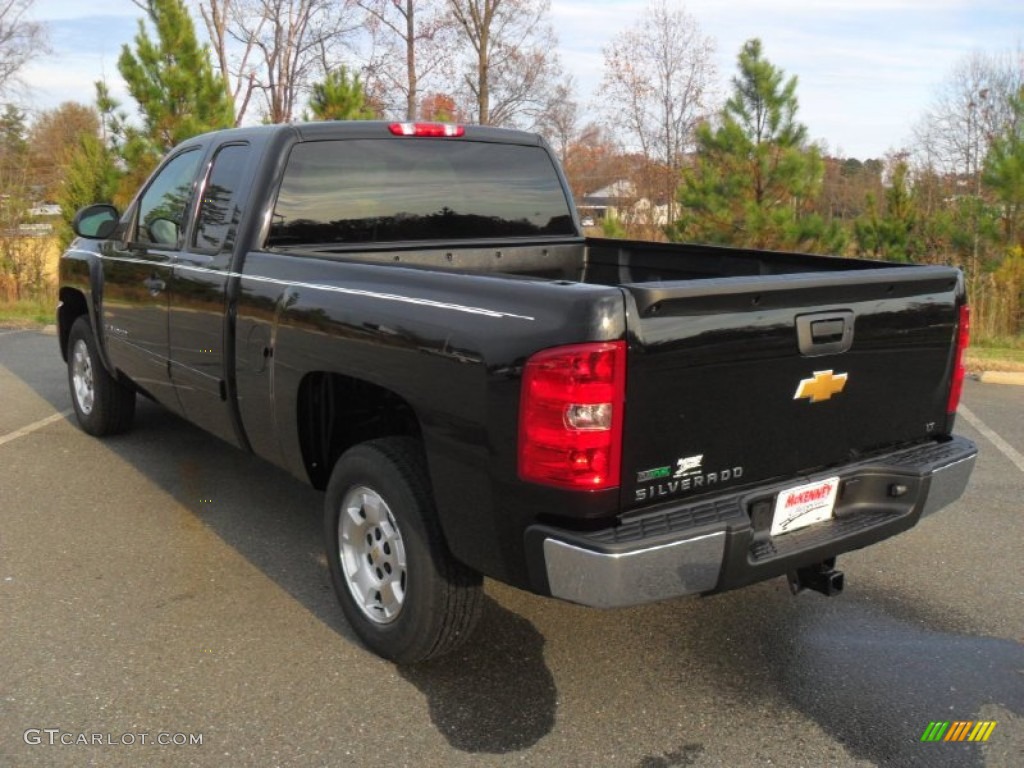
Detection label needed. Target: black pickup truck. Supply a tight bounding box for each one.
[59,121,977,663]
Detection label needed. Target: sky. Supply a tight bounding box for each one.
[18,0,1024,161]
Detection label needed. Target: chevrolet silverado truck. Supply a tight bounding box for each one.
[59,121,977,663]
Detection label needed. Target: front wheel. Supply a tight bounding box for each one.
[324,437,482,663]
[67,317,135,436]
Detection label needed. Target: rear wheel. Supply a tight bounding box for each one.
[67,316,135,436]
[324,437,482,663]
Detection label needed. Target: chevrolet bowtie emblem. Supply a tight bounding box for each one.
[794,370,848,403]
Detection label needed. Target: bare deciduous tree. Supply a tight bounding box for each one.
[600,0,715,221]
[913,49,1024,283]
[0,0,48,95]
[914,49,1024,177]
[196,0,260,124]
[199,0,357,124]
[537,75,579,165]
[357,0,456,120]
[560,122,626,201]
[448,0,561,128]
[28,101,101,199]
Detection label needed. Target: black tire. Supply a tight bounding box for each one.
[324,437,483,664]
[67,316,135,436]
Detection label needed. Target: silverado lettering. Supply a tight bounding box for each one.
[58,120,977,664]
[635,466,746,501]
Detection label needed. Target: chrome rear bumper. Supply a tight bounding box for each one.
[530,436,977,608]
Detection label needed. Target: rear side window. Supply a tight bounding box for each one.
[267,139,574,246]
[194,143,250,253]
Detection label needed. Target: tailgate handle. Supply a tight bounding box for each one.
[797,311,854,356]
[812,319,845,342]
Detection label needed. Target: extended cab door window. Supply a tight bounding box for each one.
[193,143,250,253]
[170,142,253,448]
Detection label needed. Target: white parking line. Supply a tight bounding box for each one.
[959,405,1024,474]
[0,410,73,447]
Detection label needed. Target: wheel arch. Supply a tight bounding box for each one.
[57,287,89,362]
[296,370,423,491]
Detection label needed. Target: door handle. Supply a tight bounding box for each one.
[143,275,166,296]
[175,253,214,268]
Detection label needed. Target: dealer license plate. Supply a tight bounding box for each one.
[770,476,841,536]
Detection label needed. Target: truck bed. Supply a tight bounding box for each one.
[271,235,964,517]
[275,235,901,285]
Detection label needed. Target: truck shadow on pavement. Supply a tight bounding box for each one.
[398,599,557,753]
[675,585,1023,768]
[764,591,1023,768]
[93,399,558,753]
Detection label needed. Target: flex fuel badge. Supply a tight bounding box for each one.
[636,454,703,483]
[636,466,672,483]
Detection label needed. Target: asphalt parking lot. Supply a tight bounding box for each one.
[1,327,1021,768]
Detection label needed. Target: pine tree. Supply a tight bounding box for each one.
[113,0,234,192]
[853,161,918,262]
[983,88,1024,248]
[0,105,47,301]
[0,104,31,223]
[0,104,29,200]
[307,68,377,121]
[673,39,843,253]
[55,133,121,249]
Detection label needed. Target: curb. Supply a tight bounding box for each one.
[975,371,1024,387]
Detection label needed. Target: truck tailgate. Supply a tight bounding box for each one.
[620,266,963,510]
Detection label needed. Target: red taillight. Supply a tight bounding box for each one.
[518,341,626,490]
[947,304,970,414]
[388,122,465,138]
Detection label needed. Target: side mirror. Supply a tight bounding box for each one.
[72,204,120,239]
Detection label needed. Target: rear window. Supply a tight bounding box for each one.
[267,139,574,246]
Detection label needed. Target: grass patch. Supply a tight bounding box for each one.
[965,337,1024,373]
[0,298,55,328]
[971,334,1024,350]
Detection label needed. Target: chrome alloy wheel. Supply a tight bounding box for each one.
[71,339,95,415]
[338,486,407,624]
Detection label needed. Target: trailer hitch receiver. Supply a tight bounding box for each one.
[788,557,844,596]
